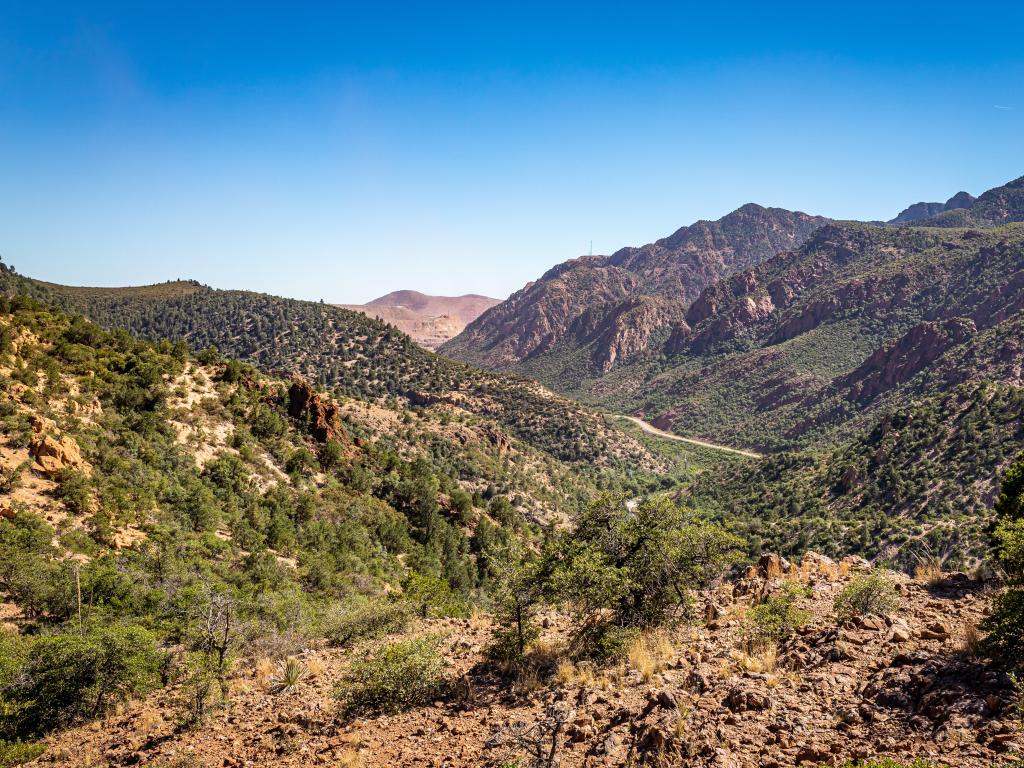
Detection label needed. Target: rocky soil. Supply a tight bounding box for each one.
[29,555,1020,768]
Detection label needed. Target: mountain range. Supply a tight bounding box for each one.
[438,174,1024,560]
[5,175,1023,563]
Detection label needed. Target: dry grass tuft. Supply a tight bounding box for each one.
[914,557,944,586]
[555,658,597,688]
[305,655,326,678]
[960,620,983,658]
[254,657,276,687]
[731,645,777,675]
[336,749,364,768]
[627,629,676,682]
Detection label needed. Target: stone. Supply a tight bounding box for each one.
[758,553,785,580]
[726,687,772,712]
[687,669,710,694]
[919,621,950,640]
[29,433,90,478]
[796,743,833,764]
[657,690,678,710]
[888,625,912,643]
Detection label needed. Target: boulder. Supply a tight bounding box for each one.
[757,553,787,580]
[796,743,833,764]
[800,551,838,578]
[726,687,772,712]
[29,433,90,478]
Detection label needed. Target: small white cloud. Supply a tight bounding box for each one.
[994,105,1014,110]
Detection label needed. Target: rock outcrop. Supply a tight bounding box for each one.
[28,433,90,478]
[842,318,977,404]
[287,377,344,443]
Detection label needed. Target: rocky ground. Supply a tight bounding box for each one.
[29,555,1021,768]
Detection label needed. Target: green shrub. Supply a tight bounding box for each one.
[982,451,1024,669]
[744,581,811,651]
[54,469,92,516]
[3,624,161,736]
[401,572,468,618]
[539,495,742,657]
[320,597,412,648]
[0,740,45,767]
[335,635,450,716]
[833,571,900,622]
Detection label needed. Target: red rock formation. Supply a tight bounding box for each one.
[842,318,976,404]
[287,377,344,443]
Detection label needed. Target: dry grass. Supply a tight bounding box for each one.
[468,605,490,631]
[731,645,777,675]
[596,665,624,691]
[673,706,691,739]
[254,657,276,687]
[555,658,597,688]
[960,620,983,658]
[132,709,163,745]
[628,629,676,682]
[336,749,364,768]
[914,557,944,586]
[305,655,326,678]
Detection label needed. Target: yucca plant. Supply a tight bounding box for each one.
[268,657,306,695]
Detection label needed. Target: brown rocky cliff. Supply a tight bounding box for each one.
[441,205,829,373]
[841,318,977,404]
[287,377,345,443]
[27,414,90,478]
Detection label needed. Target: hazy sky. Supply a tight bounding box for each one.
[2,2,1022,303]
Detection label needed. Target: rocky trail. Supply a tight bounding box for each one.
[615,415,764,459]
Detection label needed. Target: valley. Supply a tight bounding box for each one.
[1,176,1022,768]
[5,6,1024,767]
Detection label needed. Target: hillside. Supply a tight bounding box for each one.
[689,380,1024,567]
[912,175,1024,228]
[2,271,655,472]
[341,291,499,350]
[27,554,1021,768]
[0,286,683,763]
[440,204,829,377]
[624,218,1024,451]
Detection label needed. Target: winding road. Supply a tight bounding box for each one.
[614,415,763,459]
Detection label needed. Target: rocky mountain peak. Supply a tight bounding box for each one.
[442,204,829,375]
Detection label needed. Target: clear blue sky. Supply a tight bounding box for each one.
[2,2,1022,303]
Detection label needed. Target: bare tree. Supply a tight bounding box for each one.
[486,702,576,768]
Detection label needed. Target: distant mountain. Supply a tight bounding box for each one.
[341,290,499,350]
[648,218,1024,450]
[886,175,1024,228]
[367,290,499,325]
[917,175,1024,227]
[441,204,830,376]
[889,191,975,223]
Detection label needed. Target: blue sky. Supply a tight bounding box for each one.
[2,2,1022,303]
